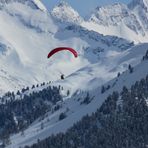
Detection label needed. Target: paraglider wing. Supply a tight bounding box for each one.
[47,47,78,58]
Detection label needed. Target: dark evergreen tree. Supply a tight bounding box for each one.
[101,85,105,94]
[117,72,120,77]
[0,84,62,140]
[26,74,148,148]
[143,50,148,60]
[59,112,66,121]
[128,64,133,73]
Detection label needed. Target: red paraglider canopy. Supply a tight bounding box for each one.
[47,47,78,58]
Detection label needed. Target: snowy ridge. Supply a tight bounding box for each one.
[80,1,148,43]
[128,0,148,10]
[32,0,47,11]
[0,0,46,11]
[88,3,144,35]
[48,0,148,43]
[128,0,148,32]
[51,1,83,24]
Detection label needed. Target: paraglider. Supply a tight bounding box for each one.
[47,47,78,80]
[47,47,78,58]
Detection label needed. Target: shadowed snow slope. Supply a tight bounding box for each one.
[7,54,148,148]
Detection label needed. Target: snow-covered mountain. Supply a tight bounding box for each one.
[0,0,148,147]
[0,0,46,11]
[82,0,148,43]
[0,0,135,94]
[7,46,148,148]
[49,0,148,43]
[51,1,83,24]
[89,3,142,32]
[128,0,148,31]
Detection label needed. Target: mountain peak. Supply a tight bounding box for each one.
[0,0,47,11]
[89,3,128,25]
[57,0,69,7]
[51,1,83,24]
[128,0,148,9]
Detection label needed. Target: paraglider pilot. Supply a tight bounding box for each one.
[47,47,78,81]
[61,74,64,80]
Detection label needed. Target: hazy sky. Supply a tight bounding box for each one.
[42,0,131,17]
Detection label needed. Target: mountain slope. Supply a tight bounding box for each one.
[0,0,147,147]
[128,0,148,31]
[81,1,148,43]
[0,0,135,94]
[7,49,148,148]
[49,0,148,43]
[27,71,148,148]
